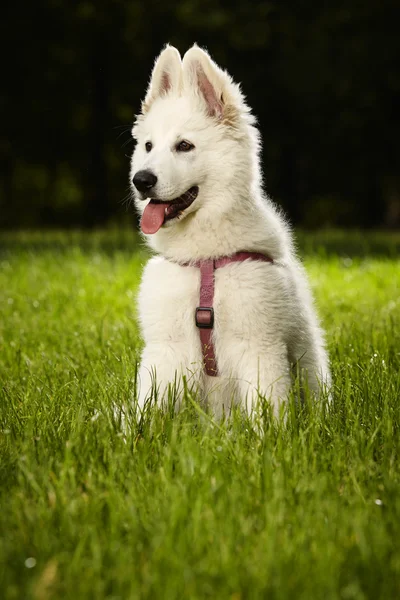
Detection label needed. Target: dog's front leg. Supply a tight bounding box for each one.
[136,344,201,414]
[235,347,291,418]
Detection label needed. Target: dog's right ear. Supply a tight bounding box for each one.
[142,45,182,114]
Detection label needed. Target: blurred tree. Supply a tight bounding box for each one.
[0,0,399,228]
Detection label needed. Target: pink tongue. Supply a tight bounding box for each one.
[141,201,169,234]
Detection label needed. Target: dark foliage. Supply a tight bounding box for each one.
[1,0,399,228]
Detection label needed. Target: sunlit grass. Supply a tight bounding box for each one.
[0,231,399,599]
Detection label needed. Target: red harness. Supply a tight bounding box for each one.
[184,252,273,376]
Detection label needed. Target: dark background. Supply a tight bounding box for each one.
[1,0,399,229]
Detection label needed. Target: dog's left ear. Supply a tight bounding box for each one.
[182,46,228,119]
[182,46,243,126]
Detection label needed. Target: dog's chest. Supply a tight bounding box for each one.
[138,256,283,343]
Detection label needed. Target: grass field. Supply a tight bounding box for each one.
[1,230,400,600]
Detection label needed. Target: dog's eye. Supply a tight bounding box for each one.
[176,140,195,152]
[145,142,152,153]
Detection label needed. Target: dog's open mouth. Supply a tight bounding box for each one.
[141,186,199,234]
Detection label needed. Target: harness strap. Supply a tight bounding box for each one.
[195,259,217,375]
[190,251,273,376]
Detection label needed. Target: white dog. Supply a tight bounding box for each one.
[130,44,330,418]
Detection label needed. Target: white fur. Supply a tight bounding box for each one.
[131,45,330,417]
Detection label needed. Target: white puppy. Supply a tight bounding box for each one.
[130,44,330,418]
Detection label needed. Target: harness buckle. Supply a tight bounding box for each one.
[195,307,214,329]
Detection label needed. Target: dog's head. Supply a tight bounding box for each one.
[131,45,260,236]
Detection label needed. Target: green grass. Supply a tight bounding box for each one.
[1,230,400,600]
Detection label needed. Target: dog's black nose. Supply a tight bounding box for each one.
[132,170,158,193]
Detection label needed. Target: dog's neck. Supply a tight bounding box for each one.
[146,191,292,263]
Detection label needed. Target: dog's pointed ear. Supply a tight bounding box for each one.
[142,45,182,113]
[182,46,226,119]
